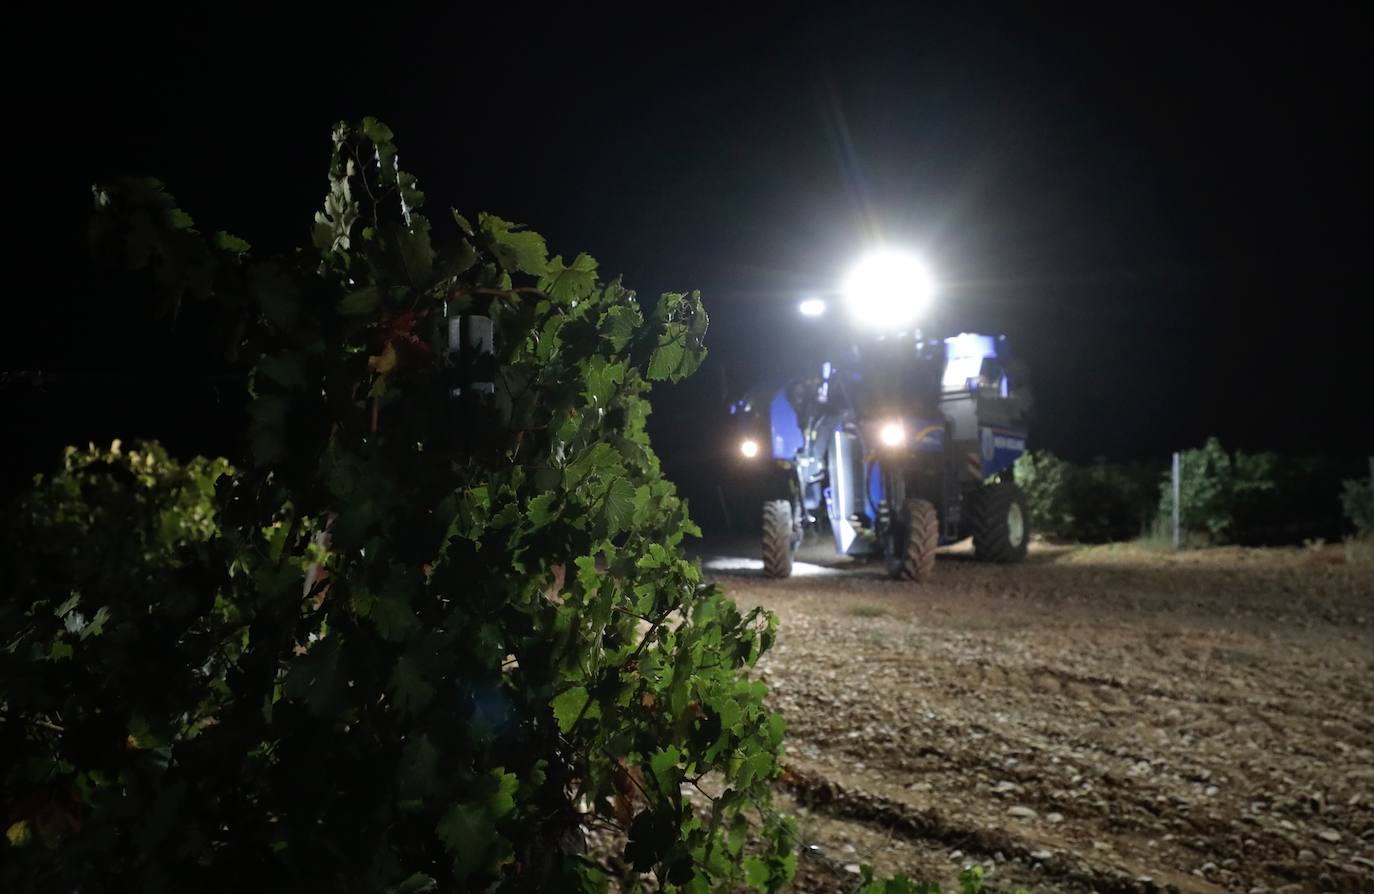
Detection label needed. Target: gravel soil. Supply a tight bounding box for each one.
[697,537,1374,894]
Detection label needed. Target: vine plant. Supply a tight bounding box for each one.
[2,119,795,892]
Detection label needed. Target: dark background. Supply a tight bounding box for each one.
[6,3,1370,521]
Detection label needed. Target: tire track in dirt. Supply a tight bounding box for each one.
[780,764,1223,894]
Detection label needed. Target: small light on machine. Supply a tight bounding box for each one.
[879,421,905,447]
[799,298,826,317]
[739,438,761,458]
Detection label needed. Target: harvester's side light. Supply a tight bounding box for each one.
[879,421,905,447]
[799,298,826,317]
[740,439,760,458]
[842,249,934,329]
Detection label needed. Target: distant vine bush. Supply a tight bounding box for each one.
[1013,451,1154,543]
[1148,437,1356,545]
[1342,474,1373,536]
[1020,443,1354,547]
[1011,452,1075,539]
[2,119,795,892]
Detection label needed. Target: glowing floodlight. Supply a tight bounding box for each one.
[841,249,935,330]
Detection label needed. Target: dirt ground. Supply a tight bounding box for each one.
[698,537,1374,894]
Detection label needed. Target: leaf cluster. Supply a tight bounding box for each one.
[3,119,791,893]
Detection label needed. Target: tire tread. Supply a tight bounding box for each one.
[762,500,795,578]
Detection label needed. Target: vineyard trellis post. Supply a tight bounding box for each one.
[1172,450,1181,549]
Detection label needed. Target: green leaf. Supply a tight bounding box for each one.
[484,769,518,818]
[398,735,439,803]
[78,605,110,639]
[371,590,418,642]
[605,478,636,533]
[393,223,434,287]
[681,878,711,894]
[434,239,477,282]
[252,264,300,331]
[436,787,515,882]
[362,116,395,143]
[312,219,336,253]
[316,172,360,253]
[584,359,625,408]
[389,655,435,716]
[284,638,343,716]
[632,484,652,523]
[564,442,618,489]
[574,555,600,592]
[714,696,741,736]
[339,285,381,316]
[247,396,290,465]
[744,857,770,889]
[392,874,437,894]
[212,230,251,254]
[600,305,640,351]
[435,803,496,880]
[648,745,680,793]
[551,686,593,733]
[258,352,308,391]
[538,253,598,303]
[396,172,425,214]
[527,493,558,527]
[6,821,32,848]
[54,593,81,617]
[479,213,547,276]
[733,751,774,789]
[647,339,686,381]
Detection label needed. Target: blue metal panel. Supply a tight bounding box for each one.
[867,458,884,510]
[977,426,1027,478]
[769,388,804,460]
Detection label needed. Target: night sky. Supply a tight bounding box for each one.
[7,4,1370,507]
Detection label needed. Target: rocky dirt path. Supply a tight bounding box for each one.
[702,540,1374,893]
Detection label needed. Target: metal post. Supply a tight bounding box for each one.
[1171,451,1181,550]
[447,314,495,397]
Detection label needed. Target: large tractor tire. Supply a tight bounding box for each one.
[886,498,939,581]
[970,481,1030,563]
[762,499,798,578]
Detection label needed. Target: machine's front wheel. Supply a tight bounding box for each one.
[886,498,939,581]
[762,499,798,578]
[970,482,1030,563]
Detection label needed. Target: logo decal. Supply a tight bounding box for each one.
[980,427,996,461]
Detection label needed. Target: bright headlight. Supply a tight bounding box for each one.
[879,421,905,447]
[798,298,826,317]
[740,439,760,458]
[842,249,934,329]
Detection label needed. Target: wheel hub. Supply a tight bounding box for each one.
[1007,502,1025,548]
